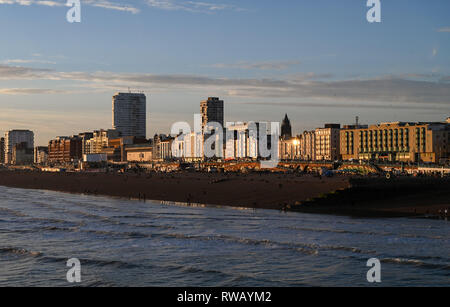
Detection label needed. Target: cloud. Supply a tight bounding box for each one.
[212,60,301,71]
[0,88,71,95]
[432,48,438,57]
[1,64,450,107]
[0,64,53,79]
[0,0,140,13]
[437,27,450,33]
[0,0,241,14]
[2,58,57,65]
[234,101,449,111]
[146,0,244,13]
[83,0,140,14]
[0,0,63,6]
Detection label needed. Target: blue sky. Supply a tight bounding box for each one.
[0,0,449,145]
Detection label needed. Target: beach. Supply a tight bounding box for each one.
[0,170,448,217]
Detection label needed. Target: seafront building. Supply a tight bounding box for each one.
[125,144,154,163]
[34,146,48,165]
[200,97,224,159]
[102,136,143,162]
[340,121,450,163]
[12,142,34,165]
[4,130,34,165]
[153,134,175,161]
[85,129,120,154]
[200,97,224,132]
[225,122,272,160]
[172,132,204,161]
[279,123,341,162]
[48,136,83,164]
[0,137,4,164]
[279,137,301,160]
[78,132,94,156]
[315,124,341,161]
[300,130,316,161]
[113,92,147,138]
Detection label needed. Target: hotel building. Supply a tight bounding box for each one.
[315,124,341,161]
[340,121,450,163]
[299,131,316,161]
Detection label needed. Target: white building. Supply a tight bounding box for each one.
[4,130,34,164]
[112,92,147,138]
[172,132,204,161]
[315,124,341,161]
[85,129,120,154]
[34,146,48,164]
[225,123,267,160]
[300,130,316,161]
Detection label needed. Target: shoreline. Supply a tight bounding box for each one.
[0,170,449,218]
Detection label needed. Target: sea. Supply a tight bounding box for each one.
[0,186,448,287]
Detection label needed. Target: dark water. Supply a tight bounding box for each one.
[0,186,448,287]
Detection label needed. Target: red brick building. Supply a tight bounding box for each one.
[48,136,83,164]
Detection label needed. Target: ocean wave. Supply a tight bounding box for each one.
[381,258,450,270]
[41,255,142,270]
[0,207,28,217]
[281,226,446,240]
[0,247,42,258]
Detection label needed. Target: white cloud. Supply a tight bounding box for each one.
[0,0,63,6]
[0,0,140,13]
[0,88,71,94]
[1,64,450,106]
[146,0,244,13]
[432,48,438,57]
[212,60,301,71]
[437,27,450,33]
[2,58,57,64]
[84,0,140,14]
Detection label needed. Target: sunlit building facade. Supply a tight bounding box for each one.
[340,121,450,163]
[315,124,341,161]
[4,130,34,164]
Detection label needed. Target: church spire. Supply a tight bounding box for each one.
[281,114,292,139]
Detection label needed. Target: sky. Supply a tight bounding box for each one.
[0,0,449,145]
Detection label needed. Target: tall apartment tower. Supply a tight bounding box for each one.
[112,92,147,138]
[200,97,224,132]
[4,130,34,164]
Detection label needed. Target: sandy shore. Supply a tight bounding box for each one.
[0,170,448,218]
[0,170,349,210]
